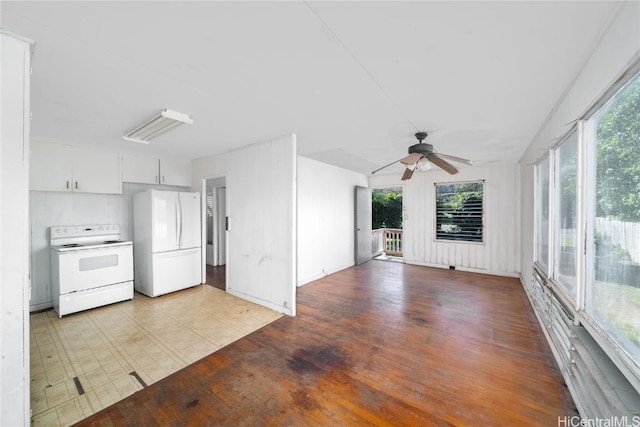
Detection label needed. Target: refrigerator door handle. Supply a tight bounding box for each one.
[175,200,180,247]
[178,196,183,247]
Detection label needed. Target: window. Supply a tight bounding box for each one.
[435,181,483,242]
[553,132,578,299]
[586,71,640,364]
[536,157,550,271]
[533,63,640,394]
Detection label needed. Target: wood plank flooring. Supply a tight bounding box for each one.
[206,264,225,291]
[77,261,577,426]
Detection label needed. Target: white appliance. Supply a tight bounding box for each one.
[133,190,202,297]
[50,224,134,317]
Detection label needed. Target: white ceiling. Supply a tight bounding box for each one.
[1,1,622,175]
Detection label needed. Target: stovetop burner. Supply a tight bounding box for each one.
[50,224,131,251]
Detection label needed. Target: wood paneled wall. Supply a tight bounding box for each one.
[227,135,297,316]
[372,164,521,276]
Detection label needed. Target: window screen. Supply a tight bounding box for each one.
[553,132,578,299]
[586,71,640,363]
[435,181,483,242]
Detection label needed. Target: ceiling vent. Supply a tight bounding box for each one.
[123,109,193,144]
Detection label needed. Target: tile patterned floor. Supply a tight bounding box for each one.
[30,285,282,426]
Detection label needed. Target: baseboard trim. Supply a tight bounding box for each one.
[403,260,520,278]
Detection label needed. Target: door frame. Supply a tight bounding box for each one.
[370,184,405,261]
[200,174,227,287]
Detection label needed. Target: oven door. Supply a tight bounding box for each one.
[58,245,133,294]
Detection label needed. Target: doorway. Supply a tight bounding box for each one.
[372,187,404,261]
[205,177,226,290]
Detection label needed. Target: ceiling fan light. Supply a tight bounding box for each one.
[123,109,193,144]
[416,158,432,172]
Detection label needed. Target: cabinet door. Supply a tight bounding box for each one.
[30,141,73,192]
[160,158,190,187]
[121,153,159,184]
[73,146,121,194]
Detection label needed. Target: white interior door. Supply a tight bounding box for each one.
[152,191,179,253]
[355,186,372,265]
[227,135,297,316]
[179,192,201,249]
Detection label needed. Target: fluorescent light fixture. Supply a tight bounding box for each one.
[123,109,193,144]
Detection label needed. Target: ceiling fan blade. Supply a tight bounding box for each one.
[436,153,473,166]
[428,154,459,175]
[371,158,402,175]
[401,168,414,180]
[400,152,423,165]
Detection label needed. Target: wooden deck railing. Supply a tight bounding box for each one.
[372,228,403,257]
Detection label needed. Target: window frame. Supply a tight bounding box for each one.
[533,59,640,394]
[548,127,582,308]
[433,179,485,244]
[534,153,551,274]
[579,66,640,392]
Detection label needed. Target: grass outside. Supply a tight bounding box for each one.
[592,280,640,357]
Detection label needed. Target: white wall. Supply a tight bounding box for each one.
[1,32,31,426]
[297,157,368,286]
[29,182,187,311]
[227,135,297,315]
[371,164,521,277]
[519,1,640,286]
[191,152,228,190]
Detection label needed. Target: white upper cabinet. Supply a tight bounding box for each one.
[30,141,121,194]
[121,153,159,184]
[72,146,121,194]
[121,155,191,187]
[30,141,74,192]
[159,158,191,187]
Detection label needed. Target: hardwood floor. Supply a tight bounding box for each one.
[206,264,226,291]
[77,261,576,426]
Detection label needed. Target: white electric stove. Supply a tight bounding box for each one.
[50,224,134,317]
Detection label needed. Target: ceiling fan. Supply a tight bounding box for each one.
[371,132,473,180]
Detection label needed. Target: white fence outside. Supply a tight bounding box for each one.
[595,217,640,264]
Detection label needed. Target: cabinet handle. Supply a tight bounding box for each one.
[75,181,78,190]
[162,176,165,183]
[66,181,69,189]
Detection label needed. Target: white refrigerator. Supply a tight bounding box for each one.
[133,190,202,297]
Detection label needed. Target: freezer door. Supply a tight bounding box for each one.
[149,248,202,297]
[179,192,201,249]
[152,191,180,253]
